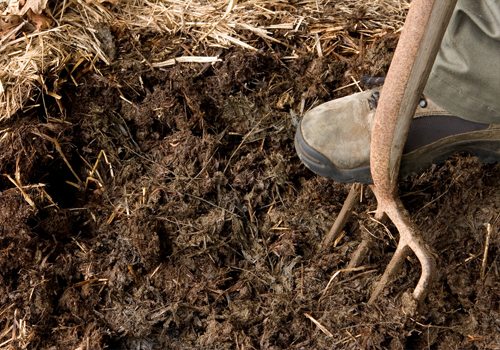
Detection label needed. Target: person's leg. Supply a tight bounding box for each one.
[295,0,500,183]
[424,0,500,124]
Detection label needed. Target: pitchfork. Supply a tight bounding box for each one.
[324,0,458,307]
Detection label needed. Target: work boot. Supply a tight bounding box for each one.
[295,89,500,183]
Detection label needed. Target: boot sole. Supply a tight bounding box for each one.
[295,124,500,184]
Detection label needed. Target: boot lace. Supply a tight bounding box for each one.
[368,90,427,110]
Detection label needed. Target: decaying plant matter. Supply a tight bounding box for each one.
[1,0,498,349]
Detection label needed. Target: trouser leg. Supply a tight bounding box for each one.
[424,0,500,124]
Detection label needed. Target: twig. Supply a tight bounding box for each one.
[321,266,370,297]
[5,174,36,209]
[223,114,266,174]
[304,313,333,338]
[480,223,492,280]
[32,131,83,187]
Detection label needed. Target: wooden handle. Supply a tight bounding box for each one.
[370,0,457,200]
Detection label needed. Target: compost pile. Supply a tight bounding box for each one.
[0,1,498,349]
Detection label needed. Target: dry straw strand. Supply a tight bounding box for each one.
[1,0,409,120]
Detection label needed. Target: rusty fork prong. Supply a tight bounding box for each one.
[368,196,436,304]
[364,0,457,306]
[326,1,456,306]
[321,183,362,250]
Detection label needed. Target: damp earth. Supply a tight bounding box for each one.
[0,21,498,350]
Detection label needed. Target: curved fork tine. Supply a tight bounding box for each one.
[367,0,456,306]
[368,198,437,305]
[347,235,374,269]
[388,199,437,303]
[321,183,362,250]
[368,239,411,305]
[408,235,436,303]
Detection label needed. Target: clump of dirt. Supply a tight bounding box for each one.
[0,26,498,350]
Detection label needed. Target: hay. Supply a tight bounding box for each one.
[0,0,409,120]
[0,0,113,120]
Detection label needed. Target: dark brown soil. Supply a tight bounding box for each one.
[0,25,498,350]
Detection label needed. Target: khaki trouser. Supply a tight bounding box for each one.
[424,0,500,124]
